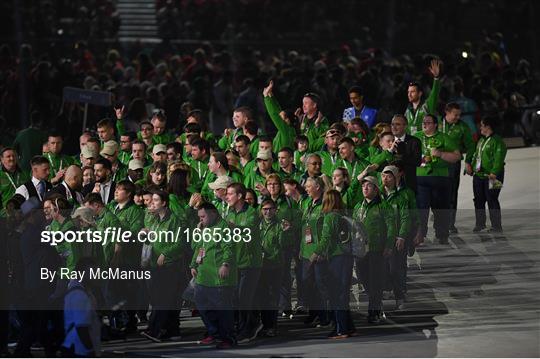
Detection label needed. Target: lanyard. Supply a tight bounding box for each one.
[47,153,63,174]
[476,136,492,159]
[197,161,207,179]
[305,200,319,219]
[4,171,20,190]
[330,152,338,165]
[358,201,369,221]
[344,160,358,178]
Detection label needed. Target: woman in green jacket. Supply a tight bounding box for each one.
[469,117,507,232]
[316,190,356,338]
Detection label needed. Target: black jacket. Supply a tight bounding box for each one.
[82,181,116,204]
[394,134,422,193]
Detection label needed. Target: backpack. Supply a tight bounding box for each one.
[338,214,367,258]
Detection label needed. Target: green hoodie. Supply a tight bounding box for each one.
[106,200,145,266]
[260,218,286,265]
[352,196,396,252]
[190,218,237,287]
[440,119,475,163]
[225,203,262,269]
[315,211,346,259]
[382,187,415,239]
[148,209,186,266]
[471,134,507,178]
[95,206,123,265]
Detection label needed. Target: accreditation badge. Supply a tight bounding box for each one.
[196,248,206,264]
[304,226,313,244]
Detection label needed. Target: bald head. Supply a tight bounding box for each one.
[65,165,83,191]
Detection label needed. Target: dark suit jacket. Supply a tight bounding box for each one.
[82,181,116,204]
[394,134,422,193]
[46,182,84,205]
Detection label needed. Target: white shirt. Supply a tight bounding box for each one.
[62,181,84,204]
[99,180,113,204]
[15,176,45,201]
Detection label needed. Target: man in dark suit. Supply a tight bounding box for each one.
[390,114,422,193]
[46,165,84,206]
[82,158,116,204]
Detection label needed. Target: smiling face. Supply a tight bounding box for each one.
[302,97,317,115]
[261,203,277,221]
[407,85,422,103]
[349,91,363,109]
[43,200,56,221]
[150,169,165,185]
[94,163,110,183]
[445,108,461,124]
[306,156,322,177]
[120,135,132,152]
[379,133,394,150]
[1,149,17,171]
[338,141,353,160]
[232,111,248,129]
[391,116,407,137]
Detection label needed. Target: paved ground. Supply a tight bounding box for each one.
[102,147,540,358]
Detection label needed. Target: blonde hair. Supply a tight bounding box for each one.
[322,189,344,213]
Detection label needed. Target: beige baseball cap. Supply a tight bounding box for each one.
[208,175,234,190]
[100,140,119,157]
[256,150,273,161]
[128,159,145,171]
[382,165,399,178]
[81,145,98,159]
[152,144,167,155]
[361,175,379,187]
